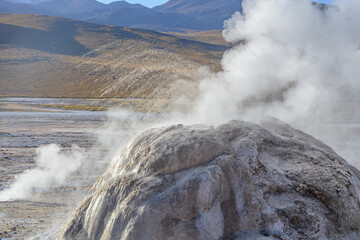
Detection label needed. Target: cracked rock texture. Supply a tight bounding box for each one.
[58,119,360,240]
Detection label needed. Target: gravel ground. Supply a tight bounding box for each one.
[0,98,107,239]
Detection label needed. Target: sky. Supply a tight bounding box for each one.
[98,0,168,8]
[97,0,333,8]
[315,0,333,3]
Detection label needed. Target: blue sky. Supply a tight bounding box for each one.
[97,0,333,8]
[98,0,168,8]
[315,0,333,3]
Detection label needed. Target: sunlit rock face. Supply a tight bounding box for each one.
[58,120,360,240]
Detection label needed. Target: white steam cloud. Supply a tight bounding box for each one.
[186,0,360,167]
[193,0,360,124]
[0,144,84,201]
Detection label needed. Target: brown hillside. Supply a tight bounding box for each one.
[0,13,227,99]
[164,30,229,46]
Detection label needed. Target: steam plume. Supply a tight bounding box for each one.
[194,0,359,123]
[188,0,360,167]
[0,144,84,201]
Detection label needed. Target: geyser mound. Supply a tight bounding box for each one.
[58,119,360,240]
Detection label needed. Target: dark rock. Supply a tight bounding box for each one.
[58,119,360,240]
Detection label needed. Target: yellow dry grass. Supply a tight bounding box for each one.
[0,13,226,101]
[164,30,229,46]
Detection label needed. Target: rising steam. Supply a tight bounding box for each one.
[0,144,84,201]
[193,0,359,124]
[187,0,360,167]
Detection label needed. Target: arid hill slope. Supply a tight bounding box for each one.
[164,30,228,46]
[0,13,226,98]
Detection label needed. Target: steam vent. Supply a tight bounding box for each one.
[58,120,360,240]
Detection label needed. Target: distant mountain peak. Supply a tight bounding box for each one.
[154,0,242,28]
[154,0,242,15]
[4,0,99,4]
[107,0,146,9]
[0,0,243,31]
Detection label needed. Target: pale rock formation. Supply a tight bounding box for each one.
[58,119,360,240]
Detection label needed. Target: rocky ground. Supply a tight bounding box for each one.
[0,98,107,239]
[59,119,360,240]
[1,98,360,240]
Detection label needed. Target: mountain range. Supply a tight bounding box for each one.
[0,0,243,32]
[0,13,226,99]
